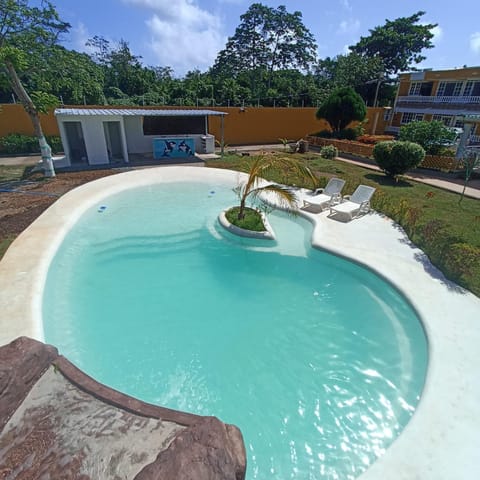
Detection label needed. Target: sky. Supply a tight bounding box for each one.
[53,0,480,76]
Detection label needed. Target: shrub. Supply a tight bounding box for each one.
[0,134,63,154]
[336,128,357,140]
[47,136,63,154]
[399,120,457,155]
[312,129,332,138]
[443,243,480,286]
[320,145,338,159]
[0,134,38,154]
[373,140,425,178]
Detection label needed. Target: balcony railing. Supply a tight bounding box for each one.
[398,95,480,104]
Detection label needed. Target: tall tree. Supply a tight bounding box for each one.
[212,3,317,95]
[87,37,159,103]
[349,11,437,77]
[30,45,105,105]
[0,0,70,177]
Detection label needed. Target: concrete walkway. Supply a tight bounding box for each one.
[335,154,480,200]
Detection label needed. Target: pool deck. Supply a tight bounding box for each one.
[0,166,479,480]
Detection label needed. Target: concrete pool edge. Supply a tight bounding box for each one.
[0,166,479,479]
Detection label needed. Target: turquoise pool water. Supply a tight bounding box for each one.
[43,182,427,479]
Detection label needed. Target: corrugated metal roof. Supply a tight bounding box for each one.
[54,108,227,116]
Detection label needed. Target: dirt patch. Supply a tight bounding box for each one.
[0,170,117,242]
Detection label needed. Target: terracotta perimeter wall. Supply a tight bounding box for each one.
[0,104,386,146]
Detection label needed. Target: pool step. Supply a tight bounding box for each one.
[91,231,207,261]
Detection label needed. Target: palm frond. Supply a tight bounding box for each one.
[249,183,297,210]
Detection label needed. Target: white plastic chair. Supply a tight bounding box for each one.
[329,185,376,221]
[302,177,345,213]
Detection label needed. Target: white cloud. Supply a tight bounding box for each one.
[338,18,360,35]
[470,32,480,54]
[339,0,352,11]
[421,22,443,45]
[71,22,93,54]
[123,0,226,74]
[431,25,443,44]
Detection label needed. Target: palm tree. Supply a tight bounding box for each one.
[235,154,317,220]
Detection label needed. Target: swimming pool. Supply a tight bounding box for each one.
[42,180,427,479]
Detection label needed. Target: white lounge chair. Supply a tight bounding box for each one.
[302,177,346,213]
[329,185,376,221]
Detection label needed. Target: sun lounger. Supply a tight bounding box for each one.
[329,185,376,221]
[301,177,345,213]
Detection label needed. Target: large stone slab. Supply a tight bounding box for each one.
[0,337,246,479]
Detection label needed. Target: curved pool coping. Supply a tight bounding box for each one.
[0,166,479,480]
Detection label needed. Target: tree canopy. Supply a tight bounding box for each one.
[212,3,317,92]
[0,0,70,176]
[0,4,442,111]
[316,87,367,133]
[0,0,70,110]
[349,11,437,77]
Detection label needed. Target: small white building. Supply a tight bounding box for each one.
[54,108,227,167]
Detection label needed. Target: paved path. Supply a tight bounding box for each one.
[336,154,480,200]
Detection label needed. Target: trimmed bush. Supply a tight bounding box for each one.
[316,86,367,133]
[337,128,357,140]
[0,133,63,155]
[373,140,425,178]
[320,145,338,159]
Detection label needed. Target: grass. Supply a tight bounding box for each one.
[207,153,480,296]
[225,206,266,232]
[0,237,15,259]
[0,164,30,182]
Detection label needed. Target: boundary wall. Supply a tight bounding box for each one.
[0,105,387,146]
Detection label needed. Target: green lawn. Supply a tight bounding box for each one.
[207,153,480,296]
[0,164,29,182]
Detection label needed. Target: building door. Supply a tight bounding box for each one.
[103,121,124,163]
[64,121,88,164]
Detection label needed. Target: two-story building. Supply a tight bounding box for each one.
[386,66,480,145]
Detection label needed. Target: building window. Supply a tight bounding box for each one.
[401,113,424,124]
[408,82,433,96]
[409,83,421,95]
[464,81,480,96]
[437,81,463,96]
[432,114,454,126]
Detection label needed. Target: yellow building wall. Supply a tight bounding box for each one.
[0,104,387,146]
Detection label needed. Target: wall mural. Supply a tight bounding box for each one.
[153,138,195,159]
